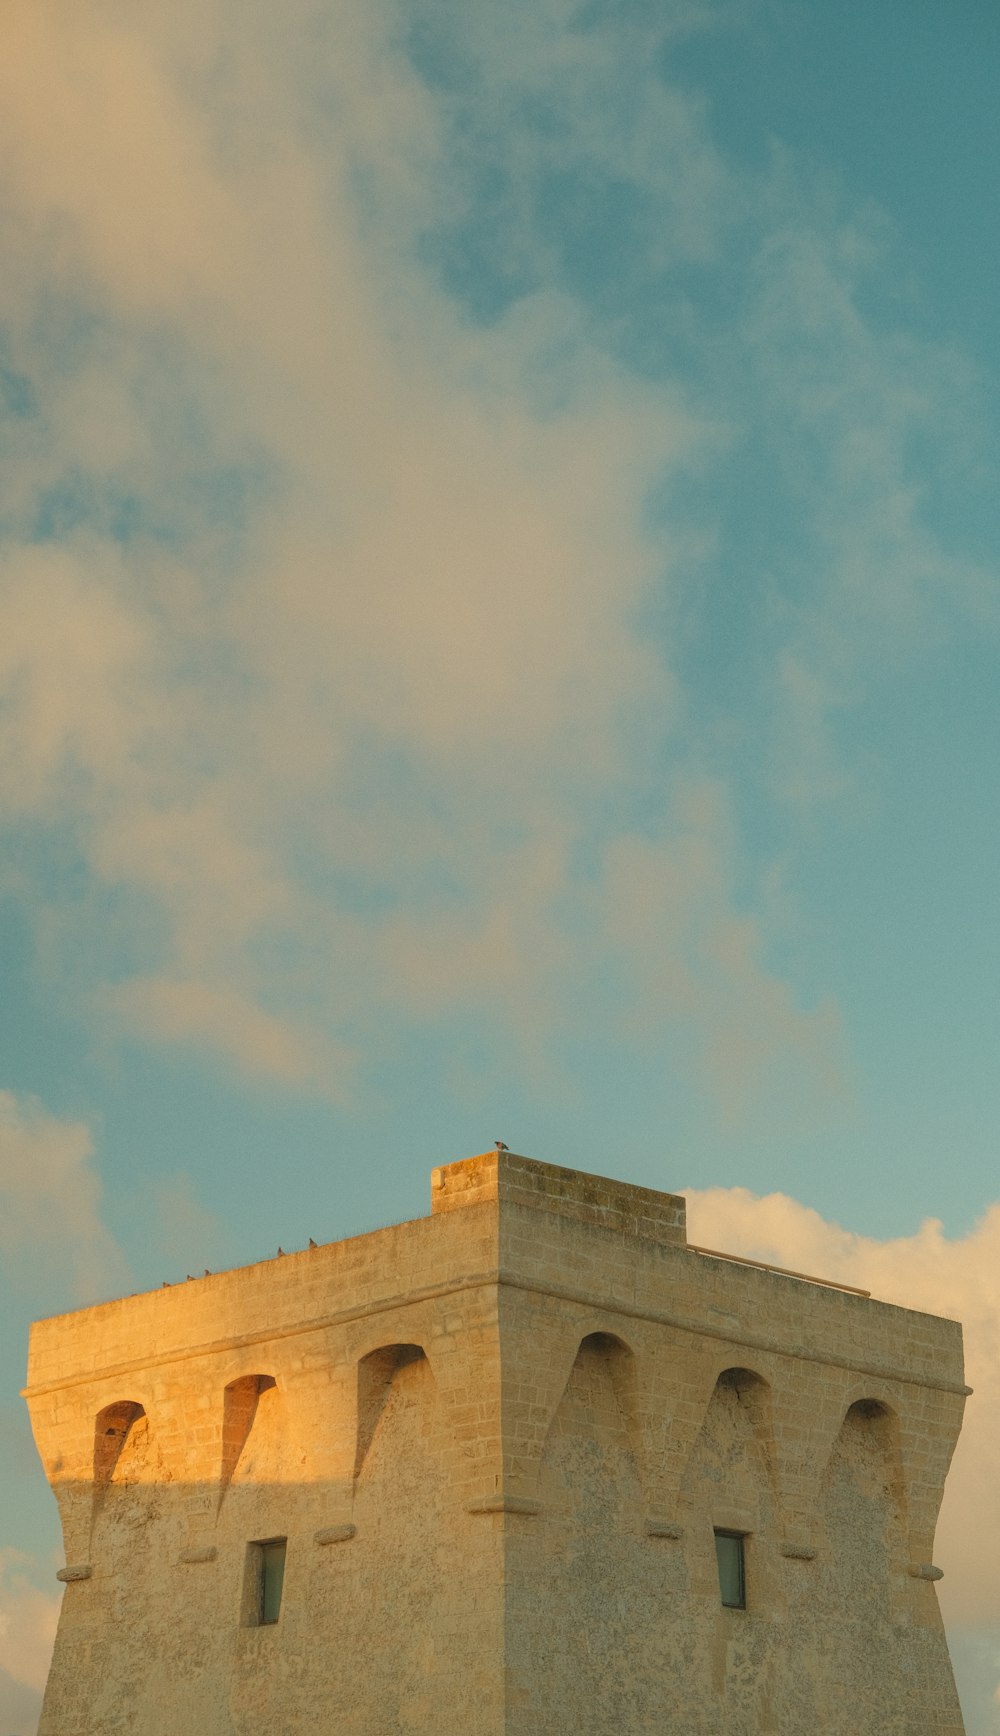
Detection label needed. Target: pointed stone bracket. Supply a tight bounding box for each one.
[178,1546,218,1564]
[644,1519,684,1539]
[56,1563,92,1583]
[466,1495,541,1516]
[909,1562,944,1581]
[780,1541,818,1560]
[314,1525,357,1546]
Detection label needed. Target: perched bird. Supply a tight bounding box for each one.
[494,1140,509,1152]
[308,1237,318,1249]
[204,1269,211,1277]
[276,1247,284,1257]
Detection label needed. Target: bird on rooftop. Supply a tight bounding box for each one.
[495,1140,509,1151]
[276,1247,284,1257]
[308,1238,318,1249]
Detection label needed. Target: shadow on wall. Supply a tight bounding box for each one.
[513,1339,939,1736]
[819,1399,908,1621]
[35,1338,957,1736]
[39,1344,492,1734]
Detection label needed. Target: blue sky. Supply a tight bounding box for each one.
[1,1,999,1728]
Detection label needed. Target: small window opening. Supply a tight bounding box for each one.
[245,1538,286,1626]
[714,1529,746,1609]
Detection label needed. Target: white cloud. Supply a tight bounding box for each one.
[0,0,983,1121]
[0,1548,59,1736]
[0,1551,57,1694]
[745,219,996,807]
[0,542,157,815]
[0,1670,43,1736]
[946,1629,1000,1736]
[0,0,823,1114]
[597,784,846,1126]
[106,978,356,1099]
[0,1092,128,1305]
[142,1173,222,1276]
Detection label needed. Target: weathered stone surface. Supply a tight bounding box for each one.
[25,1150,967,1733]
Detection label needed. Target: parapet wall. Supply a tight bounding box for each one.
[431,1148,686,1244]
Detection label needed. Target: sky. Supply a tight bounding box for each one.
[0,0,998,1728]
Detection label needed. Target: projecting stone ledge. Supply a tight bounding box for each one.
[466,1495,542,1517]
[430,1149,686,1246]
[644,1519,684,1540]
[314,1525,357,1546]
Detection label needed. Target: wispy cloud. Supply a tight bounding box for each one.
[0,1091,127,1305]
[0,1,783,1110]
[106,978,356,1098]
[743,215,997,806]
[0,1547,60,1736]
[0,0,990,1128]
[594,781,845,1125]
[0,1549,58,1698]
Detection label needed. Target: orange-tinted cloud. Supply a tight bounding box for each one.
[0,1,843,1116]
[0,1092,128,1305]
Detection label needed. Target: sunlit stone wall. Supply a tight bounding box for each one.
[25,1150,967,1734]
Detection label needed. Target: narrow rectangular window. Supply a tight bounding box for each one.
[244,1538,286,1626]
[259,1539,286,1624]
[714,1530,745,1609]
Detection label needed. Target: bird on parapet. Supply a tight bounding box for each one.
[308,1238,318,1249]
[494,1140,509,1151]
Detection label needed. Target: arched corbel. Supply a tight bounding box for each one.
[354,1344,428,1481]
[219,1374,277,1506]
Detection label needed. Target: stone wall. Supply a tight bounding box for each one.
[25,1151,968,1733]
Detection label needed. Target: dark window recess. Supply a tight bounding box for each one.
[714,1530,746,1609]
[246,1538,286,1626]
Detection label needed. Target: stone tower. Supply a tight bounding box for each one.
[25,1151,967,1734]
